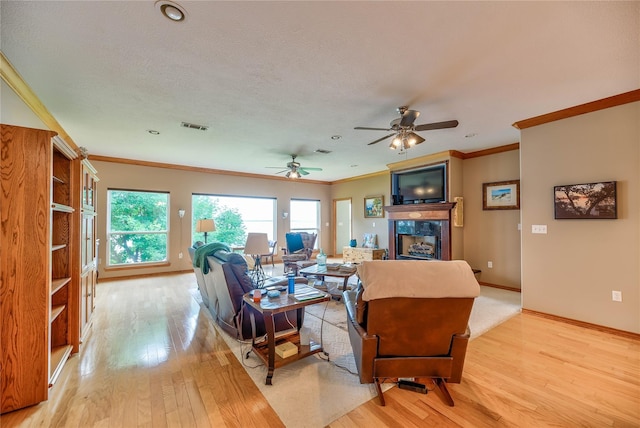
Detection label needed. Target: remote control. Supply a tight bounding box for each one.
[397,379,427,394]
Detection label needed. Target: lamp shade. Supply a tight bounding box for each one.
[244,232,270,255]
[196,218,216,233]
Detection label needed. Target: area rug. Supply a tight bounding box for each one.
[208,285,520,427]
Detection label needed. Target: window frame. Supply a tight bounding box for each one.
[106,188,170,267]
[289,198,321,249]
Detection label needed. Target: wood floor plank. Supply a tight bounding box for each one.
[1,271,638,428]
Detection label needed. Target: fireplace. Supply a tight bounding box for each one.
[384,202,456,261]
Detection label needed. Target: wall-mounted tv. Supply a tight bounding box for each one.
[392,163,447,204]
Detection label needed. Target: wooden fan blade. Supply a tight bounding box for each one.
[399,110,420,127]
[367,133,396,145]
[355,126,392,131]
[414,120,459,131]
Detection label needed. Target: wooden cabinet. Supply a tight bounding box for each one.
[1,125,55,413]
[80,160,98,339]
[50,136,80,385]
[0,124,93,413]
[342,247,386,263]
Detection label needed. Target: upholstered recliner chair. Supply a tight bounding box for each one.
[344,260,480,406]
[281,232,317,274]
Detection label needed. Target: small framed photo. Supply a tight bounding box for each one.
[483,180,520,210]
[364,195,384,218]
[554,181,617,219]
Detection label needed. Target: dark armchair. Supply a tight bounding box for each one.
[344,260,480,406]
[281,232,317,274]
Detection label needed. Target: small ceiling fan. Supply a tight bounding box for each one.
[266,155,322,178]
[355,106,459,151]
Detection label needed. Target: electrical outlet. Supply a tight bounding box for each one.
[487,261,493,268]
[532,224,547,234]
[179,252,183,259]
[612,290,622,302]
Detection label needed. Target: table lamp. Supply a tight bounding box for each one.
[244,232,270,287]
[196,218,216,243]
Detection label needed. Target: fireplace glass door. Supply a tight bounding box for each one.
[395,220,442,260]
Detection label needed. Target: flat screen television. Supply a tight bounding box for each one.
[392,163,447,204]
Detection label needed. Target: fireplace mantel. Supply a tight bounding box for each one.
[384,202,456,260]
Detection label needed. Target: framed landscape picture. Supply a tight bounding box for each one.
[364,195,384,218]
[554,181,617,219]
[483,180,520,210]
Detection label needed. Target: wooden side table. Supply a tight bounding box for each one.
[342,247,386,263]
[243,287,330,385]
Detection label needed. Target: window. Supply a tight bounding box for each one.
[192,194,276,246]
[107,189,169,266]
[290,199,320,249]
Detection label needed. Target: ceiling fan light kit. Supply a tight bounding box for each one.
[356,106,459,152]
[267,155,322,179]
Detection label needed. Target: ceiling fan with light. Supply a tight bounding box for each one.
[267,155,323,178]
[355,106,459,152]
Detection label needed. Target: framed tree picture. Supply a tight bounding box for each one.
[482,180,520,210]
[554,181,617,219]
[364,195,384,218]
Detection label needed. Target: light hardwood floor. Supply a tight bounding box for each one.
[1,271,638,427]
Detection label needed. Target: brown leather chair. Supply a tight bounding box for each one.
[344,260,480,406]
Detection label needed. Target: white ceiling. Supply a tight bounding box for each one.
[1,1,638,181]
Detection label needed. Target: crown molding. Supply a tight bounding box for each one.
[513,89,640,130]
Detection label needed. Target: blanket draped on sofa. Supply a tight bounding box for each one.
[193,242,231,274]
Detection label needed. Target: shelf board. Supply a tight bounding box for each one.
[51,203,74,213]
[50,305,65,323]
[52,175,65,184]
[49,345,73,385]
[51,244,66,252]
[51,277,71,295]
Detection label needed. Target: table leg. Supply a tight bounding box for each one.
[264,312,276,385]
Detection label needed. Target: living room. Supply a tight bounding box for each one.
[1,1,639,426]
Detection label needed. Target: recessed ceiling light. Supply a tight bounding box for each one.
[155,1,187,22]
[331,135,341,140]
[147,129,160,135]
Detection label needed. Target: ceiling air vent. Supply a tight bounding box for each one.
[181,122,209,131]
[314,149,332,154]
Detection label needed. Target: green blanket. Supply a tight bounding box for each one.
[193,242,231,274]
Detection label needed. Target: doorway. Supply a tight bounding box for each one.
[333,198,352,257]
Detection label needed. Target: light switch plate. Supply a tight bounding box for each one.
[532,225,547,234]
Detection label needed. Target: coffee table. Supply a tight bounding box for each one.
[242,286,330,385]
[298,263,358,299]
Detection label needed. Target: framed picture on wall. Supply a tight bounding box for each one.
[482,180,520,210]
[554,181,617,219]
[364,195,384,218]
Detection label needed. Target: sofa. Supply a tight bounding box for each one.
[188,243,307,341]
[344,260,480,405]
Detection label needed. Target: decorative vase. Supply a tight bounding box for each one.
[317,249,327,267]
[349,239,357,248]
